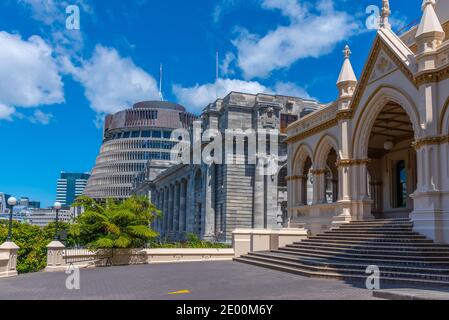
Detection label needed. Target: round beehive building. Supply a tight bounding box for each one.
[84,101,195,200]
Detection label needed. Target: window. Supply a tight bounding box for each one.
[122,132,130,139]
[395,160,407,208]
[152,130,162,138]
[280,114,298,134]
[142,131,151,138]
[131,131,140,138]
[163,130,172,139]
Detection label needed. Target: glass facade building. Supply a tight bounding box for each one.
[56,172,91,207]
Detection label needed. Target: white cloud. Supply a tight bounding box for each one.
[66,45,160,114]
[173,78,311,112]
[261,0,305,20]
[29,110,53,125]
[273,82,313,100]
[18,0,92,25]
[232,0,360,79]
[212,0,239,23]
[220,52,237,76]
[173,78,269,112]
[0,104,15,120]
[18,0,92,57]
[0,32,64,120]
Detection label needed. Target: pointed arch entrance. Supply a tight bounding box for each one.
[353,88,421,219]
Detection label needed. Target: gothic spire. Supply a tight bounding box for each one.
[337,45,357,85]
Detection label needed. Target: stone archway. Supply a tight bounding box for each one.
[353,88,421,219]
[313,135,340,204]
[353,87,421,159]
[290,144,314,207]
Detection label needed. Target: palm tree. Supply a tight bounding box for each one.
[70,196,160,250]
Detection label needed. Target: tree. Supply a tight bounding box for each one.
[70,196,160,250]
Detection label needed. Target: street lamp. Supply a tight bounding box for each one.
[54,202,62,241]
[6,197,17,242]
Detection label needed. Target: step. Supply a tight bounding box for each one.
[286,243,449,257]
[324,230,420,236]
[245,252,449,281]
[278,247,449,262]
[250,251,449,275]
[335,228,414,232]
[339,224,413,229]
[290,241,449,253]
[299,238,436,246]
[276,248,449,265]
[314,233,427,239]
[349,218,411,223]
[234,257,449,287]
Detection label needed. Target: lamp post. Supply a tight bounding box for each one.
[54,202,62,241]
[6,197,17,242]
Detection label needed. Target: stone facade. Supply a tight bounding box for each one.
[134,92,322,242]
[287,0,449,243]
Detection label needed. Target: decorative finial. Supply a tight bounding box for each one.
[343,45,351,59]
[380,0,391,29]
[422,0,436,11]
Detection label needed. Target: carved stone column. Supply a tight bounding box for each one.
[162,187,169,235]
[173,182,180,237]
[253,159,265,228]
[179,179,187,236]
[311,169,326,204]
[168,184,174,233]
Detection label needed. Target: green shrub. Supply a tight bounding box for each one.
[149,233,231,249]
[71,196,160,250]
[0,221,72,274]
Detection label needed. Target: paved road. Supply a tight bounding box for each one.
[0,261,379,300]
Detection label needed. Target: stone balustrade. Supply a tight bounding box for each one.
[289,202,345,235]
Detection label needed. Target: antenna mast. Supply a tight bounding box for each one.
[216,50,219,82]
[159,63,164,101]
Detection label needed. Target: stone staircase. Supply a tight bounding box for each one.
[234,218,449,287]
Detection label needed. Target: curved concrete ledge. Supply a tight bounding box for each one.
[232,228,308,257]
[145,248,234,264]
[45,247,235,271]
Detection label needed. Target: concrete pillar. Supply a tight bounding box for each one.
[162,188,169,235]
[173,182,180,235]
[0,242,19,278]
[313,169,326,204]
[157,192,162,232]
[253,160,265,228]
[412,143,449,243]
[179,179,187,234]
[168,184,174,232]
[203,165,215,240]
[45,241,66,272]
[186,173,196,233]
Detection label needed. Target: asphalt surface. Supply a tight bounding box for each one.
[0,261,379,300]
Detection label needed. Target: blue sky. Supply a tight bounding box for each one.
[0,0,422,207]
